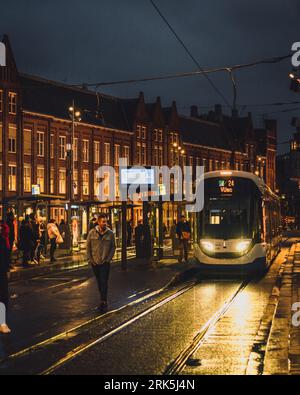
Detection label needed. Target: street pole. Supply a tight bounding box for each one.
[158,195,163,260]
[121,200,127,271]
[66,100,75,254]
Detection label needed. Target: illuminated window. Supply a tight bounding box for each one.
[59,136,66,160]
[94,141,100,164]
[24,164,31,192]
[9,92,17,114]
[104,143,110,165]
[83,140,89,162]
[0,90,3,112]
[123,146,130,164]
[8,164,17,191]
[82,170,89,195]
[24,129,32,155]
[50,134,54,159]
[158,129,163,142]
[114,144,120,166]
[94,170,100,197]
[141,126,147,140]
[0,163,2,191]
[159,146,163,166]
[8,124,17,153]
[50,168,55,194]
[0,123,2,153]
[141,143,147,165]
[136,125,141,139]
[37,166,45,193]
[59,169,66,194]
[73,170,78,195]
[37,131,45,157]
[73,138,78,161]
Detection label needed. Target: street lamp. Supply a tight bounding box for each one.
[67,101,81,253]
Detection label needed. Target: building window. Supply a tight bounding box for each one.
[82,170,89,196]
[141,126,147,140]
[50,134,54,159]
[50,168,55,194]
[0,123,2,153]
[0,163,2,191]
[137,142,141,165]
[158,129,163,142]
[8,164,17,191]
[59,136,66,160]
[123,146,130,164]
[104,143,110,165]
[154,145,159,166]
[159,146,163,166]
[24,165,31,192]
[114,144,120,166]
[37,166,45,193]
[37,131,45,157]
[24,129,32,156]
[73,138,78,162]
[136,125,141,139]
[94,141,100,164]
[0,90,3,112]
[94,170,100,197]
[8,124,17,153]
[73,170,78,195]
[103,172,109,197]
[59,169,66,194]
[215,160,219,170]
[141,143,147,165]
[202,158,207,172]
[83,140,89,162]
[9,92,17,114]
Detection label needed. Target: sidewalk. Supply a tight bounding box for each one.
[8,245,179,283]
[263,242,300,375]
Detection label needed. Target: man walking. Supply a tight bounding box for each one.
[87,213,116,313]
[176,215,191,263]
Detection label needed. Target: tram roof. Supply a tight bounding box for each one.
[203,170,279,199]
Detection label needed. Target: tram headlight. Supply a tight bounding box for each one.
[235,239,251,253]
[200,240,214,252]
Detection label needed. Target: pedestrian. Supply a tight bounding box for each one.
[169,220,177,255]
[39,220,47,259]
[58,219,70,249]
[89,217,97,231]
[127,220,133,246]
[29,214,40,265]
[47,219,61,262]
[86,213,116,313]
[0,220,11,334]
[176,215,191,263]
[19,218,34,268]
[135,220,144,259]
[6,210,15,252]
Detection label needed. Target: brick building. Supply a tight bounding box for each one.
[0,35,277,242]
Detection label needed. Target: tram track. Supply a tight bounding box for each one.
[0,278,198,374]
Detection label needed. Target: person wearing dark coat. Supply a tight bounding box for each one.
[19,219,34,268]
[58,220,71,249]
[0,221,11,334]
[29,214,40,264]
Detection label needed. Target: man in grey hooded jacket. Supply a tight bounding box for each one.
[87,213,116,312]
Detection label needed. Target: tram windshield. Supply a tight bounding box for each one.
[199,177,260,240]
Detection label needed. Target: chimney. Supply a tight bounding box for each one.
[190,105,198,118]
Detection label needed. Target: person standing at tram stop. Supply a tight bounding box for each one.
[176,215,191,263]
[0,220,12,334]
[86,213,116,313]
[47,219,62,263]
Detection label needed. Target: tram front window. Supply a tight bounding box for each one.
[202,197,251,239]
[199,177,259,240]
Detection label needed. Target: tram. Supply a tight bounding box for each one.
[194,171,282,273]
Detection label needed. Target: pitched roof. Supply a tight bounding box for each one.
[20,74,131,131]
[179,115,231,151]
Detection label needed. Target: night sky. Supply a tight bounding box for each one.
[0,0,299,152]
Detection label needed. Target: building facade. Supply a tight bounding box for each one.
[0,35,277,242]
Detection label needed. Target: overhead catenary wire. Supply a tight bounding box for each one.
[149,0,231,107]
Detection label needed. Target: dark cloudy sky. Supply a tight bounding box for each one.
[0,0,299,152]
